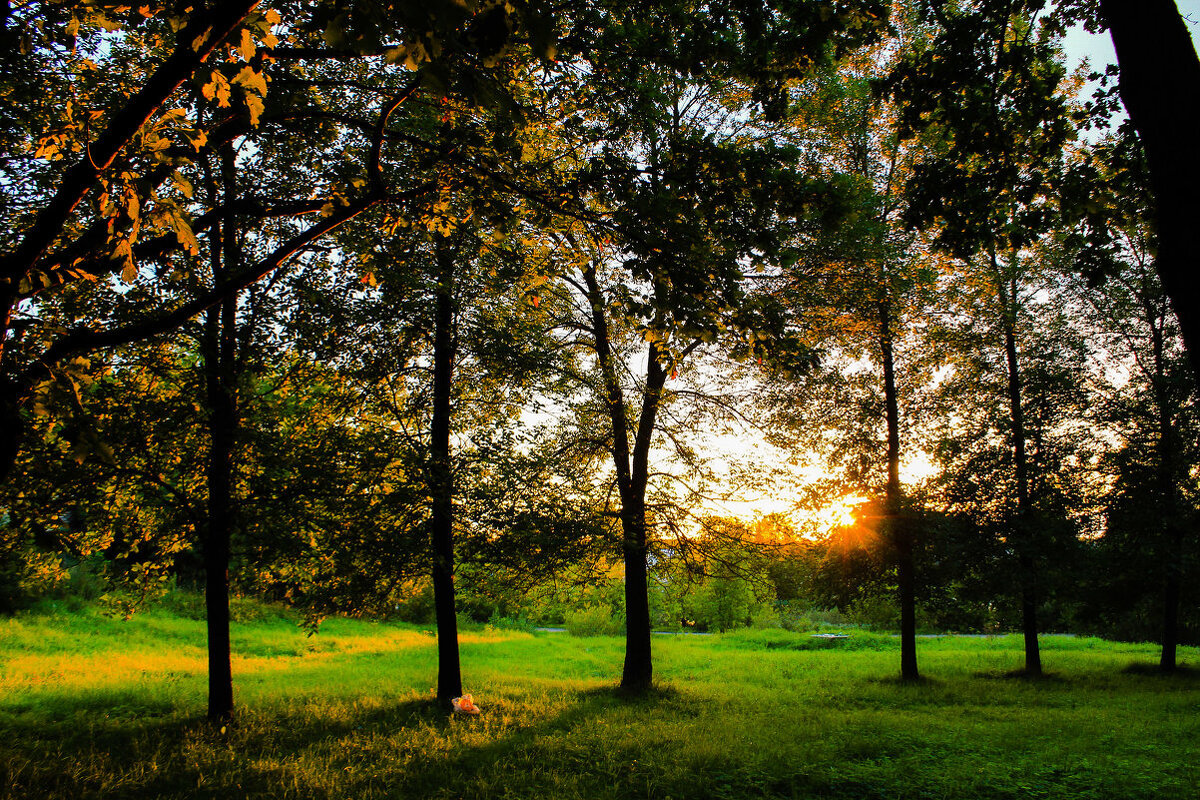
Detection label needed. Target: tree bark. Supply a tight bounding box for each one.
[430,241,463,707]
[879,297,918,681]
[1101,0,1200,392]
[1149,311,1182,672]
[582,265,661,693]
[200,147,243,722]
[998,272,1041,676]
[621,341,667,693]
[202,292,237,722]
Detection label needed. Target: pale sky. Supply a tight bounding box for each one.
[1060,2,1200,88]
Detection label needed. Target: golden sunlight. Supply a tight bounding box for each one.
[812,493,870,541]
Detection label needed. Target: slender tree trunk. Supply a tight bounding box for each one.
[582,265,663,693]
[879,298,917,681]
[1101,0,1200,393]
[430,241,462,707]
[1150,317,1181,672]
[200,148,241,722]
[0,373,20,486]
[202,294,237,721]
[998,274,1041,676]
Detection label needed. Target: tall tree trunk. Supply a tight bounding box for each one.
[202,293,237,722]
[582,265,664,693]
[430,241,462,707]
[1149,315,1181,672]
[879,298,918,681]
[998,273,1041,676]
[622,341,667,692]
[620,506,653,692]
[0,374,20,486]
[201,148,241,722]
[1101,0,1200,392]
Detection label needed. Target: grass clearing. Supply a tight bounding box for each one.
[2,607,1197,799]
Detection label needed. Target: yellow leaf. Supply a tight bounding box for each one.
[239,28,255,60]
[232,66,267,96]
[245,93,264,126]
[172,174,194,199]
[173,215,200,256]
[115,240,137,283]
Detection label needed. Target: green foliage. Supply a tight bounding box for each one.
[565,605,625,637]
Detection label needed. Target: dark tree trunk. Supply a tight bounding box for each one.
[0,374,20,486]
[202,296,237,722]
[200,148,242,722]
[879,298,918,681]
[621,510,653,692]
[1101,0,1200,391]
[430,242,462,707]
[1149,315,1182,673]
[582,265,664,694]
[998,274,1041,676]
[1104,7,1200,664]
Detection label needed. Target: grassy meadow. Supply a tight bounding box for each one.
[2,604,1198,799]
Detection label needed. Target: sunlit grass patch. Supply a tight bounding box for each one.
[1,606,1198,799]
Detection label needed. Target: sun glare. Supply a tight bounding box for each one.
[811,493,870,538]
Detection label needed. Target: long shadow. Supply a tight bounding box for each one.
[1121,661,1200,679]
[0,665,694,800]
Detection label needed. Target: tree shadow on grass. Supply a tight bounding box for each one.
[1121,662,1200,679]
[866,674,944,688]
[971,669,1069,682]
[0,669,701,800]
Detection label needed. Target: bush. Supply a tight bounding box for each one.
[390,581,435,624]
[846,596,900,631]
[565,605,624,637]
[150,588,295,624]
[487,612,535,633]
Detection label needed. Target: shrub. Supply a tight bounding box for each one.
[487,612,535,633]
[565,605,624,637]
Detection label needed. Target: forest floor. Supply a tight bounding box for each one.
[1,602,1197,799]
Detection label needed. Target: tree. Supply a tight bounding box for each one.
[1069,129,1199,671]
[0,0,555,485]
[891,0,1081,675]
[1089,0,1200,394]
[767,39,946,679]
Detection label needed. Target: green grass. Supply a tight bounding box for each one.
[2,606,1198,799]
